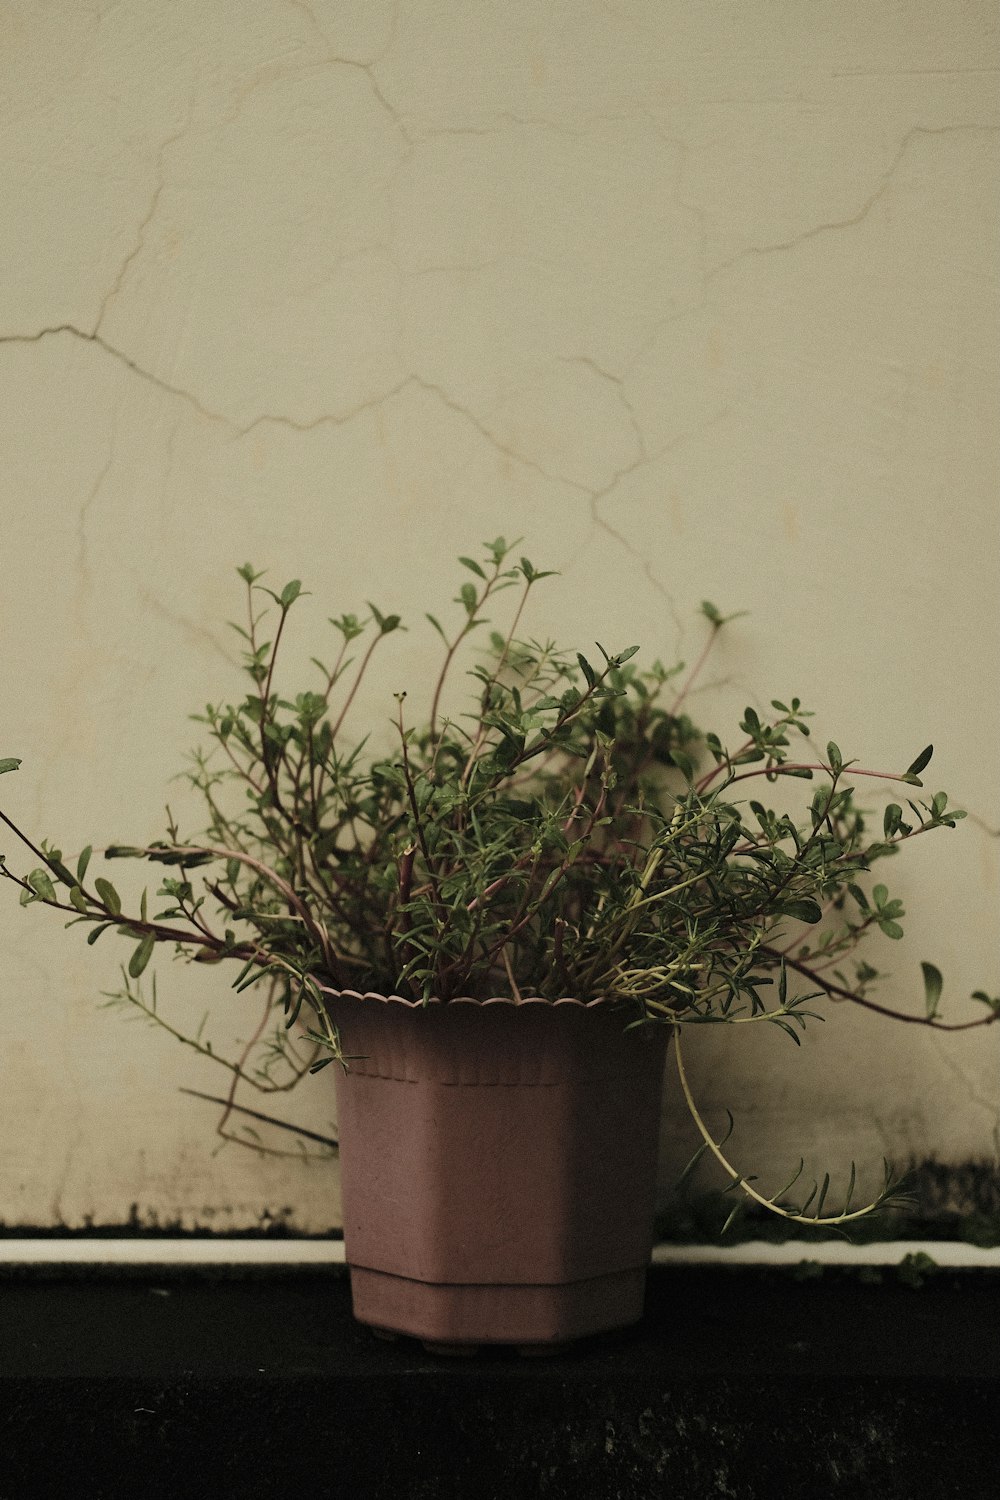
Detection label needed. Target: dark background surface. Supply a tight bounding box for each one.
[1,1262,997,1498]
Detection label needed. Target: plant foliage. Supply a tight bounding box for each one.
[1,538,995,1223]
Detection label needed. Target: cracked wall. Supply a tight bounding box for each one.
[0,0,997,1230]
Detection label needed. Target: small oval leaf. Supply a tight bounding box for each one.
[905,744,933,778]
[27,869,57,903]
[94,877,122,917]
[128,932,156,979]
[920,961,943,1019]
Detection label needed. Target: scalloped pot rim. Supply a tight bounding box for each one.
[318,987,623,1011]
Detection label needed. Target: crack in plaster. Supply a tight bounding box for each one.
[587,492,685,646]
[137,585,235,664]
[586,397,737,650]
[0,325,408,441]
[932,1040,1000,1165]
[404,374,590,493]
[5,86,674,500]
[557,354,649,463]
[0,328,521,479]
[0,326,612,499]
[235,374,415,437]
[401,109,655,143]
[3,125,994,630]
[216,0,410,142]
[706,123,1000,283]
[404,251,557,279]
[93,92,199,338]
[623,121,999,394]
[831,67,1000,78]
[287,0,401,72]
[0,325,233,426]
[232,52,410,141]
[393,361,720,606]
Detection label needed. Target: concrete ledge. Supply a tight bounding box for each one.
[1,1264,997,1497]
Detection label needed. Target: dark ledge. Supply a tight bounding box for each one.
[2,1265,997,1499]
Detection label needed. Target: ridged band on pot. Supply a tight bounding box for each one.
[324,991,669,1346]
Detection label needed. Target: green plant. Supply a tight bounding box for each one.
[1,537,995,1218]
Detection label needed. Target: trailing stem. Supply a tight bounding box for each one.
[672,1026,905,1227]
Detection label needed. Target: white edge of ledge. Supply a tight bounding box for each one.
[651,1240,1000,1267]
[0,1238,996,1267]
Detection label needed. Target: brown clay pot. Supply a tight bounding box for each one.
[325,990,669,1348]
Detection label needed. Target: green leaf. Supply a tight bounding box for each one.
[76,845,93,883]
[522,560,557,583]
[368,602,402,635]
[670,750,696,782]
[279,579,302,608]
[27,869,57,903]
[0,758,21,775]
[879,918,904,940]
[675,1141,710,1192]
[920,961,943,1019]
[826,742,843,775]
[48,857,77,888]
[905,745,933,778]
[128,932,156,979]
[815,1172,831,1220]
[778,899,823,924]
[459,582,477,615]
[69,885,89,913]
[458,556,486,579]
[883,804,902,839]
[700,601,722,626]
[94,877,122,917]
[576,653,598,689]
[843,1161,856,1216]
[87,922,113,944]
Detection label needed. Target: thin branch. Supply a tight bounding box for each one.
[762,945,998,1031]
[179,1089,338,1149]
[673,1026,896,1226]
[668,623,719,721]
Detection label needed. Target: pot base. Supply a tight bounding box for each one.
[349,1264,647,1347]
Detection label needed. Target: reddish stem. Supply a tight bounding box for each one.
[668,624,719,720]
[762,945,997,1032]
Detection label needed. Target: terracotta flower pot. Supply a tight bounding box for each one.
[324,991,669,1349]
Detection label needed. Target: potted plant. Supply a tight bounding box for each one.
[1,537,996,1350]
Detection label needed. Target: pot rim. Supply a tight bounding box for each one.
[318,985,636,1012]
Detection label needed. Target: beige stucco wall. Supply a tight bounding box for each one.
[0,1,997,1231]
